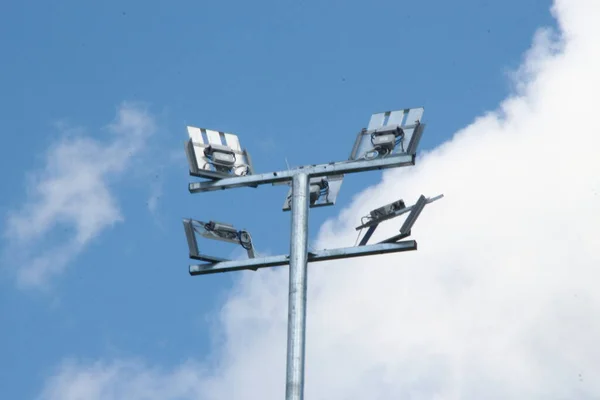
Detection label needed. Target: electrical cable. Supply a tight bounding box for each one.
[234,163,250,175]
[394,133,405,152]
[319,179,330,202]
[238,230,253,250]
[354,228,364,246]
[354,214,373,245]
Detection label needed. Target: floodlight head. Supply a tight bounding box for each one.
[204,144,236,170]
[282,175,344,211]
[349,107,425,161]
[370,199,406,221]
[371,133,396,152]
[204,221,239,239]
[372,125,404,137]
[309,182,322,204]
[185,126,254,179]
[182,218,256,260]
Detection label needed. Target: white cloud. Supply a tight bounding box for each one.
[37,0,600,398]
[4,103,156,288]
[37,359,206,400]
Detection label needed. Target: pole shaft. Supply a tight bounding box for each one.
[286,172,309,400]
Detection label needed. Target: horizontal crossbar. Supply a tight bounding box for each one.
[189,240,417,275]
[189,155,414,193]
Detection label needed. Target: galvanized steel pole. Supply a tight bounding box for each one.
[285,172,310,400]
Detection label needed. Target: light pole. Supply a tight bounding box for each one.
[286,172,309,400]
[182,107,441,400]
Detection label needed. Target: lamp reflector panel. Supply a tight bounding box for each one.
[282,175,344,211]
[185,126,254,179]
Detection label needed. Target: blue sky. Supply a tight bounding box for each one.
[2,0,584,398]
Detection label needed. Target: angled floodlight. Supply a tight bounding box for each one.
[182,218,256,261]
[185,126,255,179]
[357,194,444,229]
[355,194,443,246]
[349,107,426,161]
[282,175,344,211]
[369,198,406,221]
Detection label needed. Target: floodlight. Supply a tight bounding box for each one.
[370,125,404,154]
[185,126,254,179]
[357,194,443,230]
[355,194,443,246]
[370,199,406,221]
[282,175,344,211]
[203,221,239,240]
[309,182,322,204]
[349,107,426,161]
[204,144,236,169]
[371,132,396,152]
[182,218,256,260]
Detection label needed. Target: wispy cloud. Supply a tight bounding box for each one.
[3,103,156,288]
[37,359,206,400]
[36,0,600,398]
[147,180,162,216]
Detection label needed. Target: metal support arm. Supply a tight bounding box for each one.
[189,154,414,193]
[189,241,417,275]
